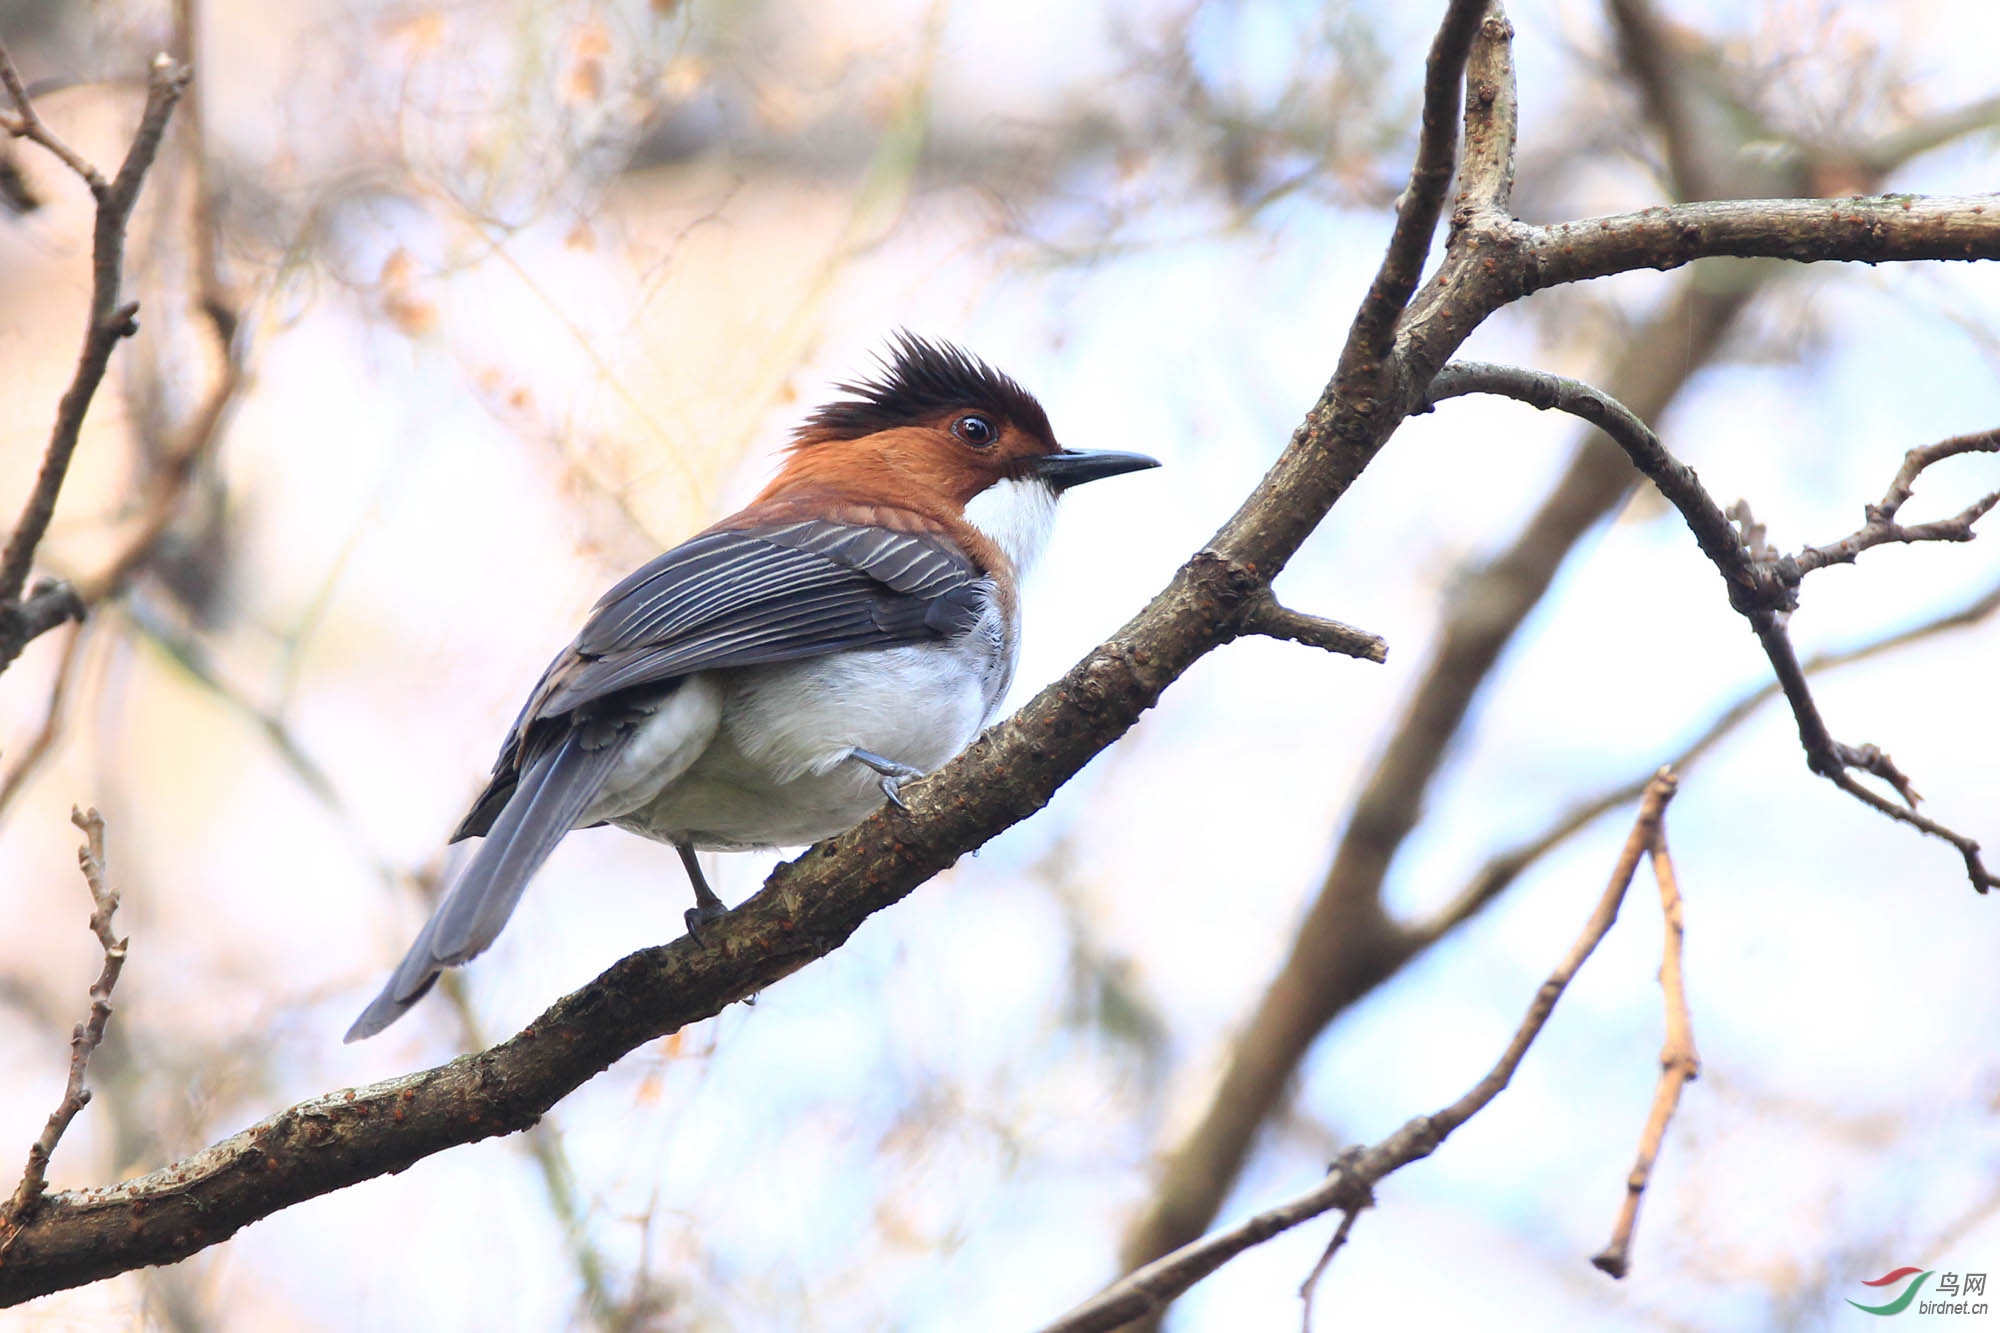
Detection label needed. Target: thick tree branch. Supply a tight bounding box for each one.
[1044,774,1679,1333]
[0,52,191,674]
[1526,195,2000,290]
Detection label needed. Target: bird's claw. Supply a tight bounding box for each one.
[849,747,923,811]
[684,900,728,947]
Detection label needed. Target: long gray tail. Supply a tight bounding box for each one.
[344,731,626,1042]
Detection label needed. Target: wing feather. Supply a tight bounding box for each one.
[457,519,988,838]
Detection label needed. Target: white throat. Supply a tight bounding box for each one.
[962,476,1059,575]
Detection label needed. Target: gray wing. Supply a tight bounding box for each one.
[453,519,987,841]
[545,518,983,716]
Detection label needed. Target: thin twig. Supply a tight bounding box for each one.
[1409,572,2000,944]
[1428,771,1675,1135]
[0,619,91,820]
[1747,612,1990,887]
[1242,591,1389,663]
[0,52,192,672]
[1593,801,1698,1278]
[1297,1182,1366,1333]
[0,809,129,1256]
[1427,360,1994,893]
[1041,774,1680,1333]
[73,6,244,617]
[0,48,105,193]
[1793,429,2000,577]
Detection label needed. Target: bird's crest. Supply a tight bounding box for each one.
[793,332,1053,448]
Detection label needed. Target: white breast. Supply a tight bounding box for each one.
[607,579,1020,851]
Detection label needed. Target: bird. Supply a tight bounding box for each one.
[345,334,1158,1041]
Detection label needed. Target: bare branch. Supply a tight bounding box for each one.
[0,619,90,821]
[1745,594,1991,888]
[1297,1183,1367,1332]
[1410,572,2000,945]
[0,49,105,193]
[2,580,85,649]
[1122,277,1747,1295]
[0,52,192,672]
[1343,0,1493,366]
[1426,360,1994,892]
[1042,774,1679,1333]
[0,809,129,1258]
[1593,807,1698,1278]
[1119,12,2000,1299]
[1430,771,1675,1131]
[1526,194,2000,292]
[1427,361,1792,613]
[1794,429,2000,576]
[1455,5,1518,216]
[1241,592,1388,663]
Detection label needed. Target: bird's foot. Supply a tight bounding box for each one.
[848,748,925,810]
[683,899,728,947]
[676,842,730,946]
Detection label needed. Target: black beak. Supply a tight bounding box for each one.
[1031,449,1161,491]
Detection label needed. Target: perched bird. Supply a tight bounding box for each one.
[346,335,1157,1041]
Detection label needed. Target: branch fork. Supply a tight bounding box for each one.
[0,48,191,675]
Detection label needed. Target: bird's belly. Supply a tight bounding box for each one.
[612,642,1004,850]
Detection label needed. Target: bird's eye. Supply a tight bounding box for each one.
[952,413,997,447]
